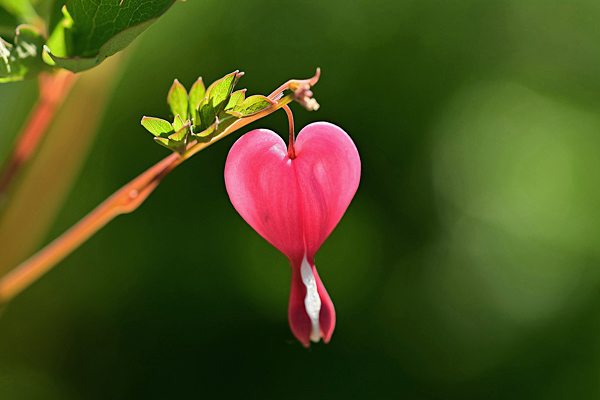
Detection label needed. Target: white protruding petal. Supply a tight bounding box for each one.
[300,254,321,343]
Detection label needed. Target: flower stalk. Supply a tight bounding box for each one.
[0,69,76,201]
[283,105,296,159]
[0,70,321,304]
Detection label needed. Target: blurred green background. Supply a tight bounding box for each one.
[2,0,600,398]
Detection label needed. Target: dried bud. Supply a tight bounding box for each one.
[294,82,320,111]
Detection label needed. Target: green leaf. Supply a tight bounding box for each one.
[168,122,188,142]
[0,38,13,74]
[217,113,241,130]
[154,136,186,155]
[154,137,171,149]
[225,89,246,111]
[207,70,240,114]
[224,110,242,118]
[44,0,176,73]
[14,25,44,68]
[46,0,67,36]
[42,5,72,67]
[188,77,205,118]
[191,112,240,145]
[191,119,218,143]
[236,95,274,116]
[168,79,188,122]
[198,97,215,132]
[141,116,173,137]
[0,0,38,24]
[172,114,184,131]
[0,24,45,82]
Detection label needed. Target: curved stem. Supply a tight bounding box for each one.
[0,66,321,303]
[0,152,181,303]
[268,67,320,101]
[284,105,295,159]
[181,93,295,161]
[0,70,76,199]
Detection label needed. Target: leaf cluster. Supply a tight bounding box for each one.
[0,0,178,82]
[141,71,275,154]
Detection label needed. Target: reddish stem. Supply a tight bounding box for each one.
[284,105,296,159]
[268,68,320,101]
[0,69,322,304]
[0,152,181,302]
[0,70,76,198]
[0,97,292,304]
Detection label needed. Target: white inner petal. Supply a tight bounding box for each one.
[300,254,322,343]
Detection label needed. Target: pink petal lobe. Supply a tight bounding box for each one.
[288,256,336,347]
[293,122,361,257]
[224,129,305,261]
[314,261,336,343]
[225,122,360,346]
[288,260,312,347]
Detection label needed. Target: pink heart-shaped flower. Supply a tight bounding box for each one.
[225,121,361,346]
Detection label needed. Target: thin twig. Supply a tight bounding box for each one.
[0,70,76,199]
[283,105,295,159]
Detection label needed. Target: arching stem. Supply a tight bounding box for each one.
[0,70,76,199]
[268,68,320,102]
[0,69,322,304]
[284,105,296,159]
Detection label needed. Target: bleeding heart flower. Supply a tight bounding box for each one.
[224,121,360,347]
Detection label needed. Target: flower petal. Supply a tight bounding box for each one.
[288,255,336,347]
[225,122,359,347]
[293,122,361,257]
[224,129,305,261]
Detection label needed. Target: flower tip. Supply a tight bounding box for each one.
[308,67,321,87]
[304,98,320,111]
[288,256,336,348]
[294,85,320,111]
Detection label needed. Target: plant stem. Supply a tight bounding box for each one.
[284,105,296,159]
[0,152,180,302]
[0,70,76,199]
[0,66,320,303]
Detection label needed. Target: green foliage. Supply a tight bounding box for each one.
[7,1,600,398]
[0,0,178,80]
[197,97,215,132]
[141,71,277,153]
[191,119,217,141]
[225,89,246,111]
[188,77,205,124]
[141,115,188,154]
[206,71,240,115]
[168,118,187,141]
[168,80,188,122]
[45,0,176,73]
[160,121,188,153]
[172,114,184,131]
[67,0,174,57]
[0,24,45,82]
[141,117,173,137]
[43,0,66,35]
[0,0,37,24]
[236,95,274,116]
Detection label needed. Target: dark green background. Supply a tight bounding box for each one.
[2,0,600,398]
